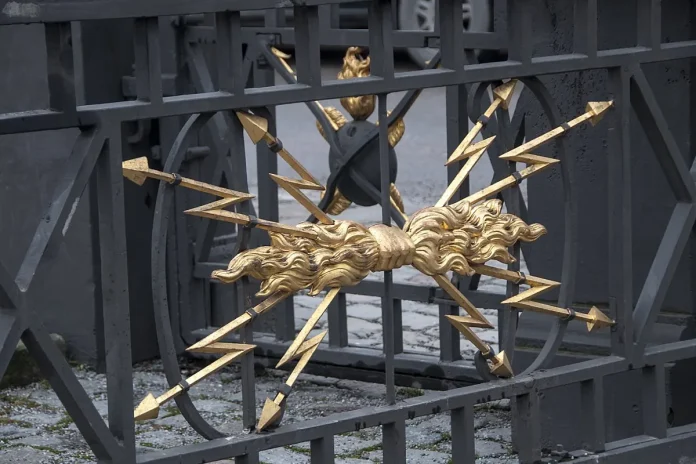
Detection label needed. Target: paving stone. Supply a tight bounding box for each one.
[259,446,311,463]
[345,302,382,321]
[346,317,383,339]
[0,446,63,464]
[478,426,513,443]
[401,311,440,331]
[475,439,509,457]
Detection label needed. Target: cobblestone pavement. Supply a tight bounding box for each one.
[0,361,517,463]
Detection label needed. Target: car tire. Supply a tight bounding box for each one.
[397,0,492,68]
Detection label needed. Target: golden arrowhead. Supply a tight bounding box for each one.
[490,351,513,378]
[493,80,518,110]
[586,306,614,332]
[134,393,160,421]
[586,101,614,126]
[236,111,269,144]
[257,398,283,432]
[122,157,150,186]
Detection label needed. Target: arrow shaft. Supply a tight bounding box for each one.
[461,164,540,205]
[277,288,339,367]
[501,111,593,160]
[434,274,493,328]
[447,98,501,165]
[271,175,334,225]
[436,147,486,207]
[187,293,289,351]
[187,208,317,238]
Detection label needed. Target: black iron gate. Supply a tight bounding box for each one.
[1,0,696,463]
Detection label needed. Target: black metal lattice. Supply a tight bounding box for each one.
[1,0,696,463]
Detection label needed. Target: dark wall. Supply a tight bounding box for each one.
[520,0,695,315]
[0,21,160,365]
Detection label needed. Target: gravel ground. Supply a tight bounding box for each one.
[0,359,518,463]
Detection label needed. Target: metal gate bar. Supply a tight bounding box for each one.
[1,0,696,463]
[135,339,696,463]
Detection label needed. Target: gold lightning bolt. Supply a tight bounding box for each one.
[236,111,334,225]
[187,293,290,353]
[257,331,327,432]
[133,343,255,420]
[472,264,615,331]
[122,156,255,203]
[445,80,518,166]
[184,200,317,238]
[276,288,340,368]
[498,101,613,162]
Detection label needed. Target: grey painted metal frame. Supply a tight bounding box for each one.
[1,0,696,463]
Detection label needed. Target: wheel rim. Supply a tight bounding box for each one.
[413,0,473,32]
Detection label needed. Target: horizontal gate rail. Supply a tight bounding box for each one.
[4,43,696,134]
[137,339,696,464]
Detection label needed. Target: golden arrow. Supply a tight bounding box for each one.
[133,343,255,421]
[236,111,323,187]
[186,293,290,352]
[184,201,318,238]
[122,156,255,202]
[460,153,560,206]
[276,288,340,368]
[499,101,613,161]
[235,111,334,224]
[436,135,497,207]
[257,331,327,432]
[446,80,518,166]
[472,264,615,331]
[445,314,512,377]
[433,275,494,329]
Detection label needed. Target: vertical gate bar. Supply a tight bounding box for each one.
[378,91,396,404]
[506,0,533,64]
[580,377,605,452]
[573,0,598,58]
[637,0,662,50]
[382,420,407,464]
[368,0,395,79]
[294,5,321,86]
[96,131,135,461]
[237,278,257,432]
[310,435,335,464]
[133,17,163,103]
[254,61,279,239]
[392,299,403,354]
[438,301,459,361]
[44,22,76,114]
[439,0,465,361]
[607,66,634,360]
[235,451,260,464]
[451,406,475,463]
[514,392,542,463]
[642,364,667,438]
[276,296,296,342]
[328,291,349,347]
[215,11,244,93]
[329,4,341,28]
